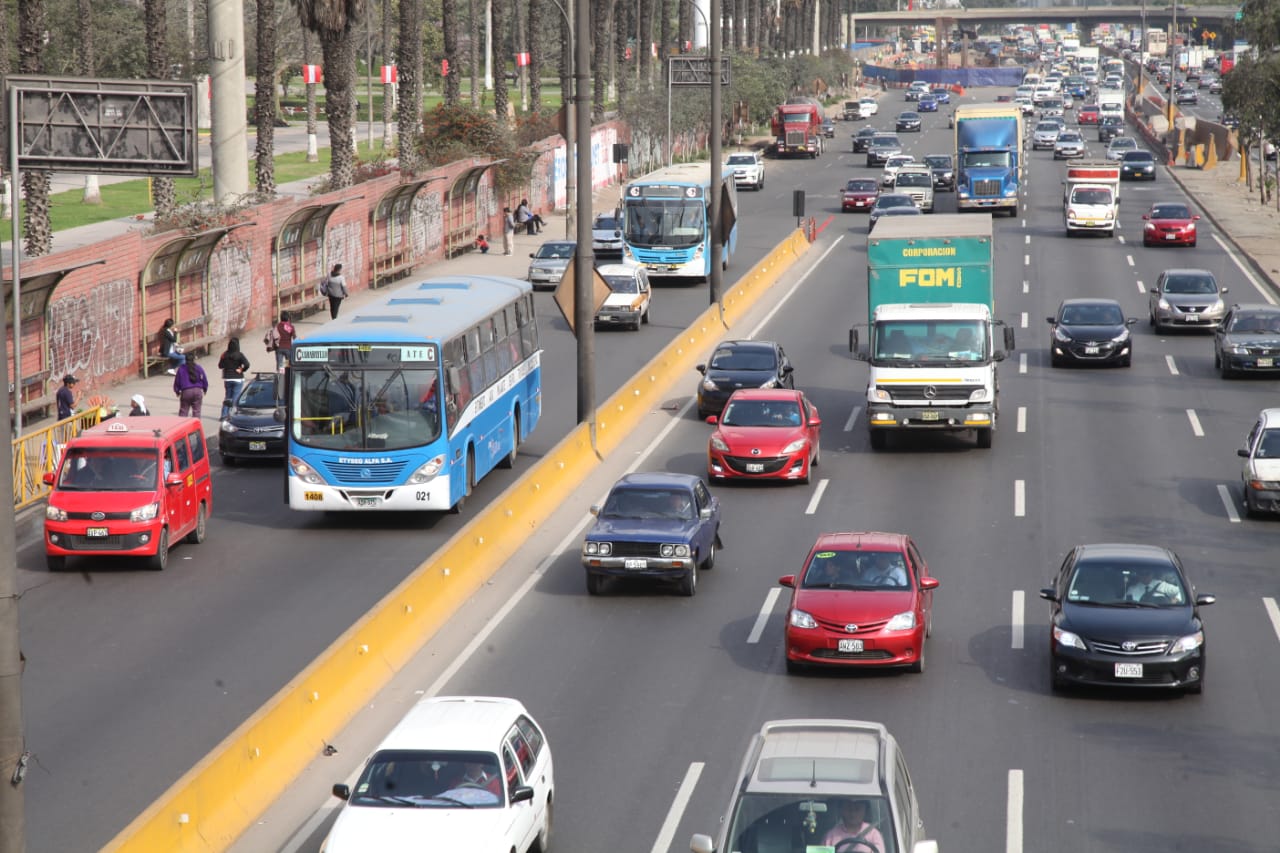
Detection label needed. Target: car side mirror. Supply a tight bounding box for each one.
[1196,594,1217,607]
[1039,587,1058,602]
[782,363,794,374]
[529,252,535,258]
[165,473,184,487]
[1142,213,1150,220]
[778,574,797,588]
[589,504,601,516]
[1193,214,1201,220]
[705,415,719,425]
[1237,448,1250,458]
[1126,318,1139,326]
[695,363,706,374]
[809,416,821,427]
[332,783,351,801]
[1046,316,1056,325]
[1149,287,1158,294]
[699,506,714,520]
[42,472,56,486]
[1220,288,1229,294]
[510,785,535,805]
[691,834,716,853]
[919,577,940,591]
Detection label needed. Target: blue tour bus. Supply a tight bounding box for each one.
[620,162,738,281]
[285,275,541,512]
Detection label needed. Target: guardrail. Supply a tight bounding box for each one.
[12,409,105,510]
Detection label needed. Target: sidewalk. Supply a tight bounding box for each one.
[1166,159,1280,290]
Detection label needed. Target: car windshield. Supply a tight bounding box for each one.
[601,487,694,520]
[898,113,919,120]
[846,180,877,192]
[896,172,931,187]
[721,399,802,428]
[1256,428,1280,457]
[235,378,282,409]
[871,137,900,148]
[602,273,640,293]
[347,749,505,809]
[1162,274,1217,294]
[724,793,895,853]
[1123,151,1152,162]
[1226,311,1280,333]
[803,549,911,590]
[593,215,620,230]
[56,448,159,491]
[876,196,915,210]
[1151,204,1191,219]
[924,156,950,168]
[1058,134,1082,143]
[1066,560,1187,607]
[726,155,756,166]
[1035,123,1057,133]
[1061,303,1124,325]
[709,348,777,371]
[1071,188,1113,205]
[886,157,913,168]
[1110,139,1137,150]
[535,242,575,259]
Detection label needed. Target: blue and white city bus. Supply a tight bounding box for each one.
[621,162,738,280]
[285,275,541,512]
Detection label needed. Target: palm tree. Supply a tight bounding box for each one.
[77,0,103,205]
[591,0,614,121]
[18,0,52,256]
[257,0,279,196]
[469,0,480,107]
[304,28,320,162]
[145,0,177,219]
[442,0,460,104]
[528,0,544,112]
[292,0,367,188]
[398,0,423,171]
[491,0,509,120]
[381,0,393,149]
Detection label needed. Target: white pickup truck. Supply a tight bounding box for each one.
[1064,161,1121,237]
[724,151,765,191]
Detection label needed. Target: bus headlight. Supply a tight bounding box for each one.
[407,455,445,484]
[130,502,160,523]
[289,455,325,485]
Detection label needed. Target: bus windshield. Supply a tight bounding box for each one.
[624,199,706,248]
[291,365,442,451]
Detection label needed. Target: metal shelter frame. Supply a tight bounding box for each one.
[444,163,501,257]
[271,202,345,317]
[369,178,439,289]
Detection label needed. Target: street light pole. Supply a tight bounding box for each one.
[668,0,711,166]
[709,0,723,306]
[573,0,595,426]
[548,0,577,238]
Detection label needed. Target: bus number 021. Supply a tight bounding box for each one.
[416,491,430,501]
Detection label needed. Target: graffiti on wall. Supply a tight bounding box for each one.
[411,192,445,259]
[207,242,255,339]
[47,278,135,381]
[324,221,365,283]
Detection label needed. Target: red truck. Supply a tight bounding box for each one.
[771,103,823,158]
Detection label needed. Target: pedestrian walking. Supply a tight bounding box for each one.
[129,394,150,416]
[56,374,79,420]
[217,337,251,418]
[265,311,297,370]
[159,318,184,374]
[173,352,209,419]
[502,207,515,255]
[320,263,349,319]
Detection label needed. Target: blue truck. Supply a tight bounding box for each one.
[954,104,1023,217]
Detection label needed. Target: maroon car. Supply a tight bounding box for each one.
[841,178,879,212]
[1077,104,1100,125]
[1143,202,1200,247]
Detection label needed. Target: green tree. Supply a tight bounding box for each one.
[398,0,424,171]
[257,0,280,196]
[146,0,177,219]
[292,0,367,188]
[19,0,52,256]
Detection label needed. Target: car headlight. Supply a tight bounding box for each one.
[1111,329,1131,343]
[289,455,325,485]
[1067,208,1078,218]
[790,609,818,629]
[1145,222,1156,230]
[407,454,445,485]
[1169,631,1204,654]
[701,377,718,391]
[1054,327,1073,342]
[673,544,690,557]
[1157,297,1170,310]
[885,611,917,632]
[710,434,729,452]
[759,377,778,389]
[1210,299,1225,313]
[585,541,599,555]
[1053,626,1087,650]
[221,421,239,433]
[1248,479,1280,490]
[45,505,67,521]
[130,502,160,523]
[781,438,808,455]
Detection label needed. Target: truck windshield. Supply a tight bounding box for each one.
[875,320,986,363]
[961,152,1011,169]
[1071,188,1113,205]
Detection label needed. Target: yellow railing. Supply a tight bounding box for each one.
[12,409,105,511]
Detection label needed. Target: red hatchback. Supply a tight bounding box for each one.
[841,178,879,212]
[1143,201,1200,247]
[706,388,820,483]
[1076,104,1100,125]
[779,532,938,674]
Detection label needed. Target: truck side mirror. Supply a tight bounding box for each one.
[849,328,859,353]
[1003,326,1016,352]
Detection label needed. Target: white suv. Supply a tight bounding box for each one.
[724,151,765,191]
[894,164,935,212]
[323,697,554,853]
[1239,408,1280,516]
[691,719,939,853]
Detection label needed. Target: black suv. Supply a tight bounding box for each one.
[852,126,879,153]
[1098,115,1125,143]
[1214,303,1280,377]
[695,340,794,420]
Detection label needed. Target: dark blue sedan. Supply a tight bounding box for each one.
[917,95,938,113]
[929,87,951,104]
[582,472,722,596]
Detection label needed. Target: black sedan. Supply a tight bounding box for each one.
[695,339,794,420]
[852,126,879,153]
[895,111,923,132]
[1213,303,1280,377]
[867,193,923,232]
[218,372,286,463]
[1120,150,1158,181]
[1097,115,1125,143]
[1039,543,1214,694]
[581,472,722,596]
[924,153,955,190]
[820,117,836,138]
[1047,298,1137,367]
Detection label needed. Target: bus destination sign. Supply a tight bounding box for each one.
[292,344,439,364]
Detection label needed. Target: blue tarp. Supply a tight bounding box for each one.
[863,65,1026,88]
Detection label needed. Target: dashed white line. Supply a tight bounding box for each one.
[1017,406,1027,433]
[1264,598,1280,643]
[1136,278,1146,293]
[1021,218,1027,227]
[1020,311,1028,329]
[649,763,705,853]
[1126,255,1135,267]
[1011,590,1025,649]
[1212,233,1277,304]
[1014,480,1026,517]
[1024,254,1030,266]
[1025,234,1031,245]
[747,588,783,644]
[1186,409,1204,437]
[1018,353,1027,374]
[1217,484,1241,523]
[843,406,860,432]
[1022,280,1029,294]
[1007,769,1024,853]
[1165,354,1179,375]
[1117,235,1126,244]
[805,479,829,515]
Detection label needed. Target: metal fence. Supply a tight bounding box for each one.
[12,409,105,510]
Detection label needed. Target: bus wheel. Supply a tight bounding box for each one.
[450,450,475,514]
[499,413,520,469]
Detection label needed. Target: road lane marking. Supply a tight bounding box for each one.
[1014,480,1026,517]
[1020,311,1028,329]
[1025,234,1030,245]
[1024,254,1030,266]
[1212,233,1277,304]
[1007,769,1024,853]
[1118,235,1126,244]
[1165,355,1179,375]
[1021,218,1026,227]
[747,588,783,644]
[1011,590,1025,649]
[1186,409,1204,437]
[1217,484,1241,523]
[844,406,860,432]
[1018,353,1027,374]
[1022,280,1029,294]
[650,763,705,853]
[1017,406,1026,433]
[1264,598,1280,644]
[1126,255,1135,267]
[748,235,844,337]
[805,479,829,515]
[1136,278,1145,293]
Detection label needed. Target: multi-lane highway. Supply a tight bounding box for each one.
[30,87,1280,853]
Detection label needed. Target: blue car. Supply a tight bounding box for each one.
[929,87,951,104]
[917,95,938,113]
[582,472,722,596]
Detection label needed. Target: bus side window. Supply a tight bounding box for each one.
[481,318,499,387]
[495,311,513,374]
[517,295,538,358]
[466,327,485,399]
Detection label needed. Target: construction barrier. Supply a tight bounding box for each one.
[103,227,813,853]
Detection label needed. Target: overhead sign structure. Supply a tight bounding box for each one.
[7,75,197,176]
[668,57,732,87]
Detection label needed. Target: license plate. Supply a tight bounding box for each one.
[746,463,765,473]
[598,315,612,322]
[1259,357,1274,367]
[624,559,647,569]
[355,497,382,508]
[838,639,864,653]
[1114,662,1143,678]
[86,527,109,537]
[921,411,940,422]
[249,441,267,451]
[1085,346,1100,354]
[1185,314,1201,322]
[304,491,323,501]
[1165,234,1177,240]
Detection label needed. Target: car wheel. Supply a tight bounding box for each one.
[221,453,237,466]
[1120,355,1132,368]
[908,642,925,674]
[1244,488,1260,518]
[537,796,553,852]
[1220,358,1235,379]
[499,412,521,468]
[976,428,993,449]
[869,430,888,451]
[147,528,170,571]
[185,503,208,545]
[1051,354,1063,368]
[1050,666,1068,693]
[701,537,717,570]
[46,554,66,572]
[585,572,605,596]
[642,305,650,324]
[677,564,697,597]
[1189,239,1196,247]
[811,437,820,468]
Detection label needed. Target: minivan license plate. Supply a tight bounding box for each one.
[249,441,267,451]
[86,527,108,537]
[1115,663,1143,678]
[838,639,864,653]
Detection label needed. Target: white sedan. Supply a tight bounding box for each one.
[881,154,916,187]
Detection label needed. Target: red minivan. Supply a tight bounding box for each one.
[43,416,213,571]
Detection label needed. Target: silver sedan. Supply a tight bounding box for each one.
[1149,268,1228,332]
[1054,131,1086,159]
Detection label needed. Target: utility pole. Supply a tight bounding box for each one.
[709,0,723,306]
[574,0,594,426]
[0,407,25,848]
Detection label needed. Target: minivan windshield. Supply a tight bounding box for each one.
[726,793,897,853]
[56,448,159,491]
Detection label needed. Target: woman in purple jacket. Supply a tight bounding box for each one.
[173,352,210,418]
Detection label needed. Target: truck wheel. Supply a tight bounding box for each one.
[976,428,994,449]
[869,430,888,450]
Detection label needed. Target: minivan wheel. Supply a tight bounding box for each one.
[46,555,66,572]
[147,529,170,571]
[186,503,208,544]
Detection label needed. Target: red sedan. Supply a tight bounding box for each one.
[706,388,820,483]
[1143,201,1200,247]
[841,178,879,212]
[779,532,939,674]
[1076,104,1100,125]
